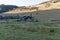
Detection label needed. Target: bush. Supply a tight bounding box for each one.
[49,28,54,33]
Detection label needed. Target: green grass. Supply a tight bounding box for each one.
[0,9,60,40]
[0,21,60,40]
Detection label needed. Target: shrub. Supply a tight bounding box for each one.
[49,28,54,33]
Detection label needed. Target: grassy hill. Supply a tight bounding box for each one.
[0,9,59,40]
[5,0,60,14]
[0,0,60,40]
[2,9,60,21]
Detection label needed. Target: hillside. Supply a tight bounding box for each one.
[1,9,60,21]
[5,0,60,14]
[0,9,60,40]
[0,0,60,40]
[0,4,18,13]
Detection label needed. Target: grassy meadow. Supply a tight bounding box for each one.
[0,21,60,40]
[0,9,60,40]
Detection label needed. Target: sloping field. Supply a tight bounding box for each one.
[3,9,60,21]
[0,9,60,40]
